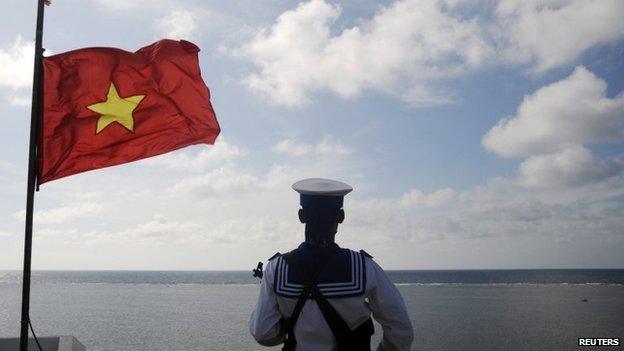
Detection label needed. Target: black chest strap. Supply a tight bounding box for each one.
[281,249,328,351]
[281,250,374,351]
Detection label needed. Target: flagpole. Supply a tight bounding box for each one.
[20,0,46,350]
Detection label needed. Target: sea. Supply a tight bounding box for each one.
[1,270,623,350]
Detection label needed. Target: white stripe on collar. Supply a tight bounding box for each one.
[274,250,366,298]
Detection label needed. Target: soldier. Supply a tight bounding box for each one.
[250,178,414,351]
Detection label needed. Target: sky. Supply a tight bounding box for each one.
[0,0,623,270]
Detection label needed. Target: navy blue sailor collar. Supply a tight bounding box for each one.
[274,242,367,298]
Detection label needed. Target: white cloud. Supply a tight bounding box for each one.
[273,139,312,156]
[81,215,298,247]
[170,167,261,196]
[518,145,623,188]
[78,215,204,246]
[482,66,624,190]
[7,93,31,107]
[155,9,198,40]
[128,215,201,239]
[399,188,455,208]
[496,0,624,72]
[142,137,249,171]
[483,66,624,158]
[399,85,456,108]
[0,231,14,237]
[0,35,34,90]
[86,0,215,43]
[232,0,491,106]
[273,137,351,156]
[185,217,298,245]
[315,138,351,156]
[231,0,624,107]
[346,176,624,246]
[14,203,102,225]
[36,228,79,238]
[88,0,170,11]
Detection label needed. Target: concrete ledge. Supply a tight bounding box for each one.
[0,336,85,351]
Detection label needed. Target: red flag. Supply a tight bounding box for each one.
[39,39,220,184]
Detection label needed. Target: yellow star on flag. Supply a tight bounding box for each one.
[87,83,145,134]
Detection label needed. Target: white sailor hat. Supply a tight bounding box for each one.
[292,178,353,208]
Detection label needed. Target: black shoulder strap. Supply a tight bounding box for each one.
[280,250,325,351]
[311,285,357,349]
[311,282,373,350]
[282,283,311,351]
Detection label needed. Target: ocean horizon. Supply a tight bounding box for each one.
[2,269,624,285]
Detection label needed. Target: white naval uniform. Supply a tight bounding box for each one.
[250,250,414,351]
